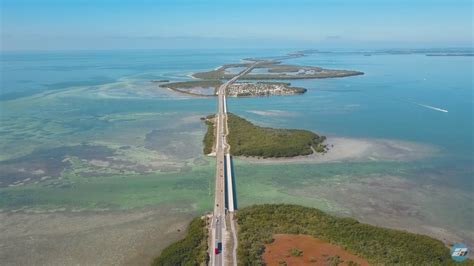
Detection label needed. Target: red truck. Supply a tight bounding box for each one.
[214,242,221,254]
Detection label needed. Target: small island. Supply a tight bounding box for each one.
[227,82,306,97]
[203,113,327,158]
[159,81,306,98]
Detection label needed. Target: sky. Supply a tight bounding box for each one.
[1,0,473,50]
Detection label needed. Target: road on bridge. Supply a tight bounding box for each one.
[211,62,258,266]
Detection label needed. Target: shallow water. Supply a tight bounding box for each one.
[0,49,472,263]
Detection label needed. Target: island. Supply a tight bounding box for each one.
[227,82,306,97]
[203,113,327,158]
[157,55,364,99]
[159,81,306,97]
[152,204,472,265]
[192,61,364,80]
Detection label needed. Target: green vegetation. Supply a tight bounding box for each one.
[161,80,306,98]
[192,69,228,80]
[159,80,222,90]
[236,204,473,265]
[192,62,363,80]
[237,70,363,80]
[347,260,361,266]
[202,115,215,155]
[159,80,222,96]
[227,82,307,97]
[326,255,344,266]
[226,113,326,158]
[192,63,249,80]
[288,247,303,257]
[152,217,209,266]
[202,113,326,158]
[266,64,321,73]
[202,113,326,157]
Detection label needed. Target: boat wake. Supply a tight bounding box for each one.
[413,102,448,113]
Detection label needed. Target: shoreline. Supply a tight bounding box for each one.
[235,136,438,164]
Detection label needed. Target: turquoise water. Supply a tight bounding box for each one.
[0,49,473,245]
[232,53,473,157]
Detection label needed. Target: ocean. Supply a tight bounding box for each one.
[0,49,472,264]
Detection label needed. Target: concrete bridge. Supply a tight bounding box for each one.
[210,63,258,266]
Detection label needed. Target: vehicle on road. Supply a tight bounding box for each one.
[214,242,222,254]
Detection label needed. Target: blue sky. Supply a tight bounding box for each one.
[1,0,472,50]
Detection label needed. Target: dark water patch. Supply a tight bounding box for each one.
[134,73,166,80]
[312,89,362,93]
[236,161,411,189]
[0,90,44,101]
[406,159,474,193]
[0,144,115,187]
[0,76,116,101]
[193,157,209,166]
[73,172,118,178]
[179,165,192,173]
[159,166,184,173]
[172,176,208,190]
[48,97,214,117]
[145,129,201,159]
[10,132,36,138]
[94,201,121,209]
[16,80,33,84]
[0,190,50,207]
[61,116,110,132]
[44,76,115,90]
[44,181,76,189]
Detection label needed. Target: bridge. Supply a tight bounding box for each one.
[210,63,257,266]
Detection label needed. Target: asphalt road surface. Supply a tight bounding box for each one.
[211,63,258,266]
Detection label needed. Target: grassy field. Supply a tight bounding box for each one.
[236,204,473,265]
[221,113,326,158]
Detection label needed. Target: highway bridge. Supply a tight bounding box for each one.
[210,63,257,266]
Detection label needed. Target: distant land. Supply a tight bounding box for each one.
[192,61,363,80]
[227,82,306,97]
[157,50,363,98]
[159,80,306,97]
[426,53,474,57]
